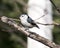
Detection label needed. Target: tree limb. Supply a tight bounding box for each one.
[1,16,60,26]
[50,0,60,13]
[0,16,60,48]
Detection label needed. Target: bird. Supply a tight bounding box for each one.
[19,14,40,29]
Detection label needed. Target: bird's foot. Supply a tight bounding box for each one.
[25,28,29,31]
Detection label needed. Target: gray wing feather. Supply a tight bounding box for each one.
[27,16,39,28]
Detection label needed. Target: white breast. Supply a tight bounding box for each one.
[21,19,32,27]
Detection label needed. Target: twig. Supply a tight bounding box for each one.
[35,14,47,21]
[50,0,60,13]
[0,16,60,48]
[36,21,60,26]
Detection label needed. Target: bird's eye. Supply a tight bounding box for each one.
[22,15,24,17]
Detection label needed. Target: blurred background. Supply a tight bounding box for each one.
[0,0,60,48]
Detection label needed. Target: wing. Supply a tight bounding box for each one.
[27,16,39,28]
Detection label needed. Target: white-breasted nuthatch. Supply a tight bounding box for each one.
[19,14,39,29]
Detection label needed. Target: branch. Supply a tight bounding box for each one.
[1,16,60,26]
[0,16,60,48]
[36,21,60,26]
[50,0,60,13]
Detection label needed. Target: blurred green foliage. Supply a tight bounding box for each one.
[0,0,60,48]
[52,0,60,44]
[0,0,27,48]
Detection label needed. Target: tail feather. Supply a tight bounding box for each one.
[35,25,40,29]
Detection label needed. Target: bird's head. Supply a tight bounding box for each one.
[19,14,28,20]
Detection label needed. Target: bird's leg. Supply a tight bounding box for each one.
[25,27,29,31]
